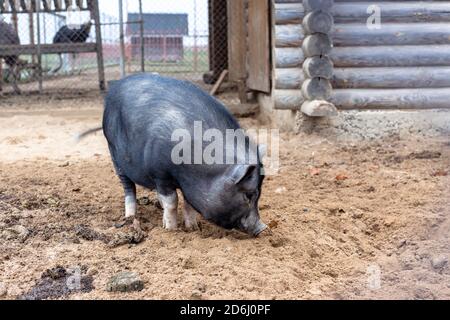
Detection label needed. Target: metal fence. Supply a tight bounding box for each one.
[0,0,231,100]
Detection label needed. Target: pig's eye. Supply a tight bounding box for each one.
[244,192,255,203]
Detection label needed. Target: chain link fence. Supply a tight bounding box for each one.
[0,0,233,101]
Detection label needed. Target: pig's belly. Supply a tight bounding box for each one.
[125,167,157,190]
[114,154,157,190]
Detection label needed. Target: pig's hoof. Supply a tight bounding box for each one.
[184,221,200,232]
[162,219,178,231]
[115,216,134,228]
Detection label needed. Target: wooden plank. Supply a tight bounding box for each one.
[275,24,304,47]
[333,23,450,46]
[331,45,450,67]
[247,0,270,93]
[275,68,305,89]
[0,0,91,12]
[333,67,450,89]
[54,0,61,10]
[42,0,51,11]
[333,2,450,23]
[275,47,304,67]
[210,69,228,96]
[92,0,105,91]
[227,0,247,82]
[0,43,98,55]
[331,88,450,110]
[274,3,305,25]
[274,89,304,110]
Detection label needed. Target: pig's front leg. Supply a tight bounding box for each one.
[158,191,178,230]
[183,200,199,231]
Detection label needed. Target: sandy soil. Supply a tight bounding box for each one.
[0,94,449,300]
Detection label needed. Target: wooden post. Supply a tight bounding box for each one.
[12,8,18,32]
[29,6,36,64]
[273,0,306,110]
[193,0,198,72]
[0,60,3,94]
[92,0,105,90]
[118,0,125,78]
[204,0,228,84]
[163,36,167,63]
[138,0,144,72]
[227,0,248,102]
[36,0,43,93]
[300,0,337,117]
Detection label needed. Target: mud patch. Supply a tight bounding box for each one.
[18,266,94,300]
[108,230,146,248]
[74,224,109,242]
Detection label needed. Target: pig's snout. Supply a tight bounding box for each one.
[240,213,268,237]
[251,220,268,237]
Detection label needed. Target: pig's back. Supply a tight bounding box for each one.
[105,73,239,130]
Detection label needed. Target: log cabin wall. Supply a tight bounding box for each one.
[330,0,450,110]
[268,0,450,115]
[272,0,306,110]
[272,0,337,116]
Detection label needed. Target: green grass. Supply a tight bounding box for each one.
[8,48,210,79]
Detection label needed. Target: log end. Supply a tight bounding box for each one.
[301,100,338,117]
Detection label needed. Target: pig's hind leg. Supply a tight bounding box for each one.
[110,155,137,219]
[157,188,178,231]
[120,175,137,218]
[183,199,199,231]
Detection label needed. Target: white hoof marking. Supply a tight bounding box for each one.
[125,195,136,218]
[158,192,178,230]
[183,200,199,231]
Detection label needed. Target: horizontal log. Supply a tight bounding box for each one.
[333,23,450,46]
[275,47,305,68]
[275,2,450,25]
[274,89,304,110]
[303,0,334,12]
[331,45,450,67]
[275,24,304,47]
[302,78,332,100]
[332,67,450,89]
[333,2,450,23]
[302,34,332,57]
[303,56,333,79]
[331,88,450,110]
[0,43,97,55]
[303,11,334,34]
[275,0,301,3]
[275,68,305,89]
[274,3,305,25]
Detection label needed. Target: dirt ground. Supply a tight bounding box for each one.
[0,93,449,300]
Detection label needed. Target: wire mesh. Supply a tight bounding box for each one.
[0,0,233,101]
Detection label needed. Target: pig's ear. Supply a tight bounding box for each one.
[228,165,256,185]
[258,144,267,159]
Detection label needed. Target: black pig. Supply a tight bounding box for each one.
[102,74,268,236]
